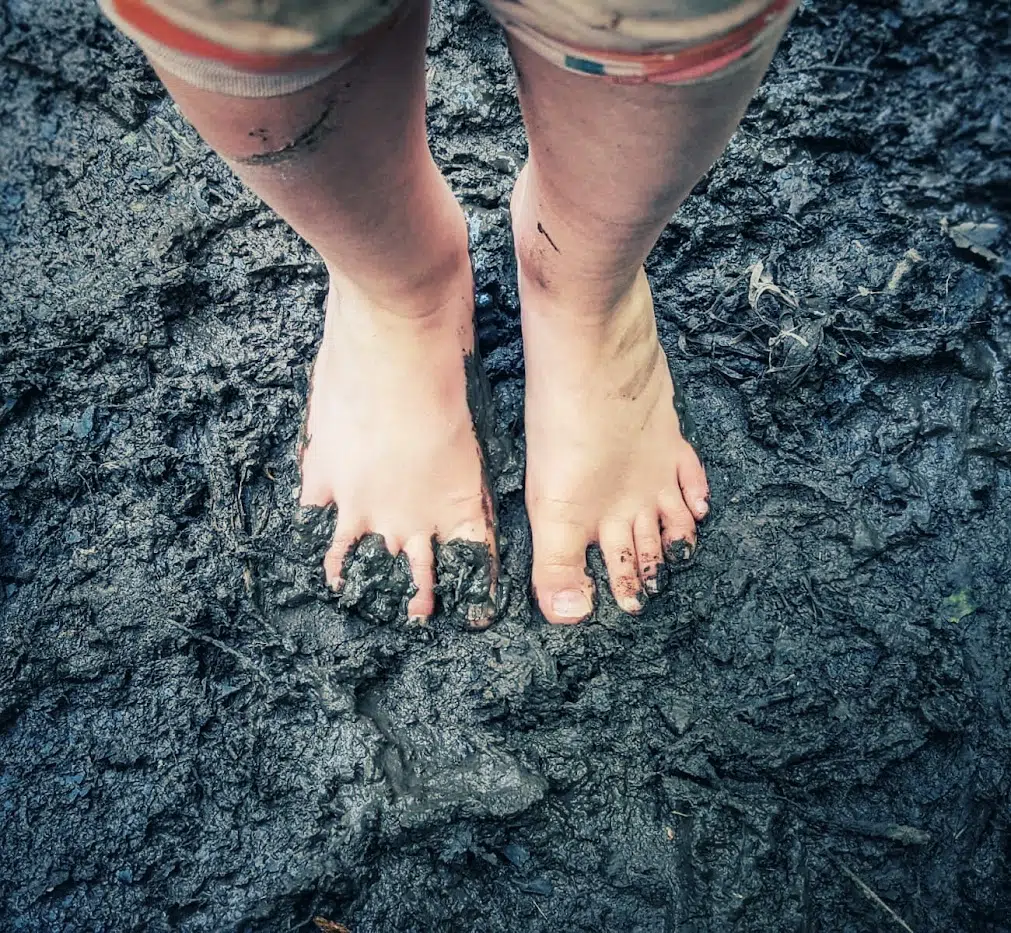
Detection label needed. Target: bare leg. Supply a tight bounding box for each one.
[509,36,787,623]
[153,0,496,625]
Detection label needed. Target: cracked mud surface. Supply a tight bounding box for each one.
[1,1,1010,931]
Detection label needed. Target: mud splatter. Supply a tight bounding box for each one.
[238,98,342,166]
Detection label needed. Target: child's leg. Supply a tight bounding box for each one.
[499,3,794,622]
[109,0,497,625]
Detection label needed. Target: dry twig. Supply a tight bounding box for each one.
[832,857,915,933]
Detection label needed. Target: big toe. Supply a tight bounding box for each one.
[531,517,594,624]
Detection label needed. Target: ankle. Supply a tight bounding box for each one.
[516,234,646,328]
[323,213,472,323]
[511,168,645,323]
[329,245,471,317]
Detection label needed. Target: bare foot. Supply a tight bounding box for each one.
[298,246,497,627]
[514,180,709,624]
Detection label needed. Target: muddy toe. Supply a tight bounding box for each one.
[599,519,644,614]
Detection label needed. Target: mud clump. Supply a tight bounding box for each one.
[2,1,1010,932]
[434,537,498,627]
[338,534,415,624]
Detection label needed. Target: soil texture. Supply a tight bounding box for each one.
[1,1,1010,930]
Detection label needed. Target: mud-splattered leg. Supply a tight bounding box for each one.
[147,0,498,625]
[507,29,789,623]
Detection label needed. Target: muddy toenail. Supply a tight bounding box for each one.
[619,595,643,614]
[409,615,429,627]
[552,590,592,619]
[644,577,659,596]
[466,601,495,627]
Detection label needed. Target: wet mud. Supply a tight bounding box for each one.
[1,1,1010,931]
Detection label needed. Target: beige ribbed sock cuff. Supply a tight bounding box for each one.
[98,0,347,97]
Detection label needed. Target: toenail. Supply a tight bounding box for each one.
[466,601,494,627]
[695,498,709,517]
[619,595,643,614]
[552,589,592,620]
[409,615,429,627]
[644,577,659,596]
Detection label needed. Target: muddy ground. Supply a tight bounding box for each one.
[2,1,1010,930]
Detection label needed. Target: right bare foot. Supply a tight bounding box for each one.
[298,240,497,627]
[511,165,710,625]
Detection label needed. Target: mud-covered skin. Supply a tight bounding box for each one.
[294,510,499,627]
[435,538,499,627]
[338,533,415,623]
[456,346,506,626]
[2,1,1011,932]
[463,345,508,481]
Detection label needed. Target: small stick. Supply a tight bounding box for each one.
[833,858,915,933]
[804,64,873,75]
[164,618,270,685]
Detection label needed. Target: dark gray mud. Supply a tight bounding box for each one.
[1,1,1010,930]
